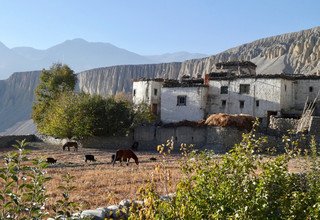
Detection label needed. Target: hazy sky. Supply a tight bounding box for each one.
[0,0,319,55]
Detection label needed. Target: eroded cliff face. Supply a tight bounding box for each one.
[1,26,320,133]
[78,27,320,96]
[0,71,40,132]
[77,63,182,95]
[179,26,320,77]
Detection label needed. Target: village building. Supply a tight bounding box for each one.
[132,61,320,124]
[160,77,208,123]
[132,78,163,115]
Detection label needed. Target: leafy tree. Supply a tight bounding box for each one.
[32,63,77,132]
[131,102,156,128]
[40,92,92,139]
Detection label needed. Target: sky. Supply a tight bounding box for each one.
[0,0,319,55]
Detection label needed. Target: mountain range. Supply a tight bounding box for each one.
[0,39,207,79]
[0,26,320,135]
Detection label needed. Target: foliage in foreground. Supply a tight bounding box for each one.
[130,129,320,219]
[0,141,81,219]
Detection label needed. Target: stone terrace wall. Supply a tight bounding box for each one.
[309,116,320,135]
[37,134,134,150]
[135,125,245,152]
[269,116,299,132]
[0,135,37,148]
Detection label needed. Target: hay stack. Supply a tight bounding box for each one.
[205,113,255,130]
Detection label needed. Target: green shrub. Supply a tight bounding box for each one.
[0,140,82,220]
[0,140,51,219]
[130,128,320,219]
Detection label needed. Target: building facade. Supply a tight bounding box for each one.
[132,78,163,115]
[160,79,208,123]
[133,61,320,123]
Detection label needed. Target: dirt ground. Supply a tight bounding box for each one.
[0,141,182,211]
[0,141,312,212]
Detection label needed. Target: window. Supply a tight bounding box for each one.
[133,89,136,96]
[256,100,259,107]
[154,88,158,96]
[239,84,250,94]
[221,100,226,108]
[239,100,245,109]
[177,95,187,106]
[284,85,287,91]
[220,86,228,94]
[309,86,313,92]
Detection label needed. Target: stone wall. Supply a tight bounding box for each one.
[309,116,320,135]
[38,134,134,150]
[134,125,244,152]
[0,135,37,148]
[269,116,299,132]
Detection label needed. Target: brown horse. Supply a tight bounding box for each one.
[62,141,79,151]
[112,149,139,166]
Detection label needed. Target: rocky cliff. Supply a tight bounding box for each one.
[0,71,40,133]
[1,26,320,133]
[78,26,320,96]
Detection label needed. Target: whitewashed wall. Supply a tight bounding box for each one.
[280,79,295,112]
[132,80,163,114]
[208,78,283,117]
[294,79,320,111]
[161,86,208,123]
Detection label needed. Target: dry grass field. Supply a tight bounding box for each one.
[0,141,312,213]
[0,141,182,212]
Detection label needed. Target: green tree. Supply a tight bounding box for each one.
[32,63,77,132]
[40,92,92,139]
[131,102,156,128]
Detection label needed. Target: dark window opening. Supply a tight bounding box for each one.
[256,100,260,107]
[221,100,226,108]
[239,100,245,109]
[154,88,158,96]
[309,86,313,92]
[177,95,187,106]
[285,85,287,91]
[133,89,136,96]
[239,84,250,94]
[220,86,228,94]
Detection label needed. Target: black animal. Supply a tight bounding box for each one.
[131,141,139,151]
[149,157,157,161]
[46,157,57,164]
[85,154,96,162]
[62,141,79,151]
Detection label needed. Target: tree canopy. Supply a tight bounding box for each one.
[32,63,77,133]
[32,63,155,139]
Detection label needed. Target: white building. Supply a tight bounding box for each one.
[132,61,320,123]
[160,79,208,123]
[208,75,320,118]
[132,78,163,115]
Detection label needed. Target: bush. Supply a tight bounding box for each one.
[0,140,81,219]
[0,140,50,219]
[130,128,320,219]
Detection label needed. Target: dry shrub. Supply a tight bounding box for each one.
[205,113,255,130]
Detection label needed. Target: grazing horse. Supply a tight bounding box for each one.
[46,157,57,164]
[111,154,121,163]
[112,149,139,166]
[85,155,96,163]
[62,141,79,151]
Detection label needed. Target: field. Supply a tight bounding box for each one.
[0,141,311,213]
[0,141,182,212]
